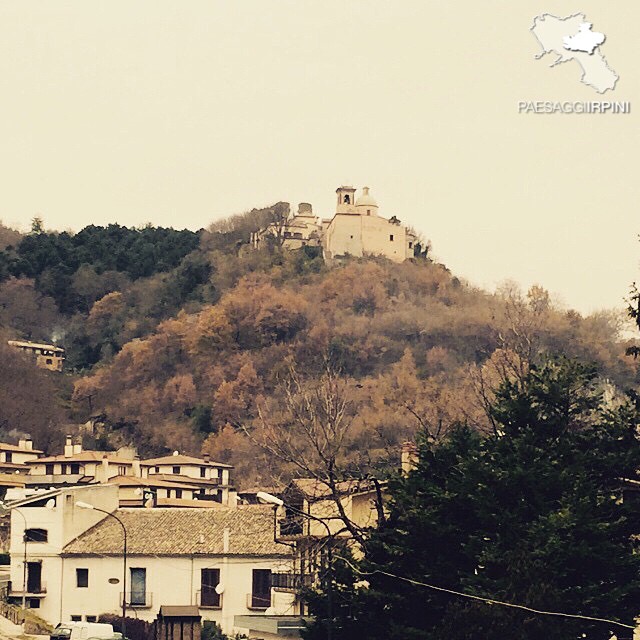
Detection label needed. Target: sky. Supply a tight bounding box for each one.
[0,1,638,315]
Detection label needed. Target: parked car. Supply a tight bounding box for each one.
[51,622,115,640]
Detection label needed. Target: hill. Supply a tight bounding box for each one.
[0,213,636,487]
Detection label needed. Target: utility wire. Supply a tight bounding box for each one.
[335,555,635,631]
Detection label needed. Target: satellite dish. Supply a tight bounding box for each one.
[173,451,179,456]
[45,499,55,510]
[214,583,225,595]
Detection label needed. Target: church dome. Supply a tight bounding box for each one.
[355,186,378,208]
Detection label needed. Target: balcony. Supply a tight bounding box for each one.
[246,593,271,610]
[270,572,314,592]
[8,581,47,597]
[121,591,153,608]
[278,516,304,537]
[196,590,222,609]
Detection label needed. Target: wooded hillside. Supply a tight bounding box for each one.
[0,212,636,487]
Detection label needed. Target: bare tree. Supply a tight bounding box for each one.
[245,363,386,546]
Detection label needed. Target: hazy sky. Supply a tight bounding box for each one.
[0,1,638,315]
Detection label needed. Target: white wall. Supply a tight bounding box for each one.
[60,555,295,636]
[9,486,120,624]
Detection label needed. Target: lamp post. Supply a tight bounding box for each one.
[75,502,127,638]
[257,492,334,640]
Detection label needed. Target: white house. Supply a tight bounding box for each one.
[7,485,297,637]
[140,453,234,506]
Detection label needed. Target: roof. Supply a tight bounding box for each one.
[106,475,199,490]
[31,451,135,464]
[159,606,200,619]
[141,454,232,469]
[289,478,381,501]
[63,506,292,556]
[7,340,64,353]
[146,474,230,488]
[0,442,43,454]
[0,474,26,487]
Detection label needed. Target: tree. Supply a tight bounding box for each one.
[304,359,640,640]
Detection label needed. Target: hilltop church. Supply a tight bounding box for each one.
[252,185,419,263]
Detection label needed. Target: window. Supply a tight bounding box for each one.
[389,234,394,242]
[175,489,183,499]
[251,569,272,609]
[70,615,81,622]
[172,466,180,475]
[45,464,54,475]
[200,467,206,478]
[5,452,12,463]
[367,209,371,215]
[76,568,88,588]
[200,568,221,608]
[154,466,160,473]
[70,463,80,475]
[130,568,147,606]
[29,599,40,609]
[24,529,48,543]
[118,465,127,475]
[409,241,413,249]
[45,359,53,365]
[85,616,97,623]
[61,464,68,474]
[343,195,350,204]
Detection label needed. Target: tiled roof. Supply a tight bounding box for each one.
[106,475,200,490]
[63,506,291,557]
[289,478,380,501]
[146,474,228,488]
[31,451,134,464]
[141,455,232,468]
[0,442,43,454]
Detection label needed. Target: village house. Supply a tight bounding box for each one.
[7,340,65,372]
[0,438,42,474]
[140,453,234,505]
[24,437,140,487]
[6,485,297,637]
[252,185,419,263]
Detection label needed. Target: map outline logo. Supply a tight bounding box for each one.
[530,13,618,94]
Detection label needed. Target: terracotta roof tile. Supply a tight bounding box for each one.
[141,455,232,468]
[63,506,290,557]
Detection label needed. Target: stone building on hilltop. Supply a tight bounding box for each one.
[252,185,419,263]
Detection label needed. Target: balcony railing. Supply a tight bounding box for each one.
[8,580,47,596]
[196,590,222,609]
[121,591,153,608]
[246,593,271,610]
[270,572,314,592]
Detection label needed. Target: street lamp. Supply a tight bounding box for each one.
[75,502,127,637]
[257,492,334,640]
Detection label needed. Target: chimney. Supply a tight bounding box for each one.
[401,441,418,476]
[102,455,110,481]
[73,442,82,455]
[25,437,33,451]
[132,456,141,478]
[64,435,73,458]
[223,527,230,554]
[18,439,26,451]
[203,453,210,464]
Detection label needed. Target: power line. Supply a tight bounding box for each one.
[335,555,635,632]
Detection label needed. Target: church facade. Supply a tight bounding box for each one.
[252,185,418,263]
